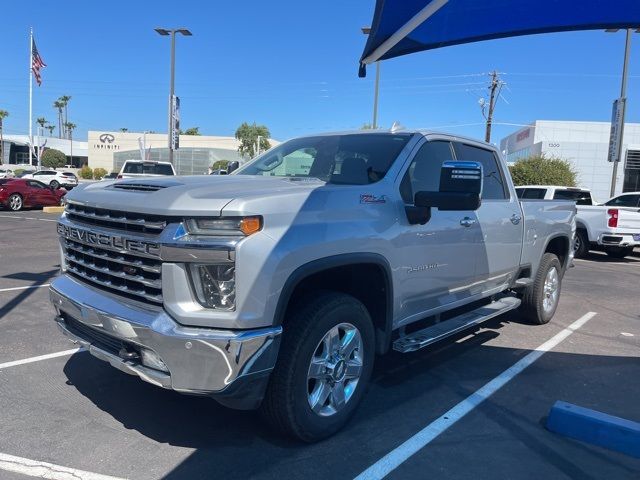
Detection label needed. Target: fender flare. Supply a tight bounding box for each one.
[273,253,394,354]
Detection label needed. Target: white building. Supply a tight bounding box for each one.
[500,120,640,202]
[88,131,276,176]
[1,134,88,167]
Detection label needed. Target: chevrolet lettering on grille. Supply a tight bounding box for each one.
[57,224,161,257]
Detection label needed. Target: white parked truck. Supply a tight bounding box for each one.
[516,186,640,258]
[51,130,575,441]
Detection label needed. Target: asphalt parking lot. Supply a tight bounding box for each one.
[1,209,639,480]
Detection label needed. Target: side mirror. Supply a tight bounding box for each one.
[415,161,482,211]
[227,161,240,174]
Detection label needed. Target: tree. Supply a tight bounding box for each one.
[183,127,201,136]
[64,122,77,167]
[36,117,47,129]
[0,110,8,165]
[361,123,374,130]
[53,100,64,138]
[46,124,55,136]
[235,122,271,159]
[41,148,67,168]
[59,95,71,138]
[509,154,577,187]
[119,128,129,132]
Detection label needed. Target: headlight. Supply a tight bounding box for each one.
[185,216,262,236]
[188,263,236,310]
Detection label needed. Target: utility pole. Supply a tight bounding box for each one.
[609,29,633,197]
[484,71,501,143]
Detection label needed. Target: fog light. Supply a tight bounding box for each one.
[188,264,236,310]
[140,348,169,373]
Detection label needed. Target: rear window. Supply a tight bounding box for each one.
[123,162,174,175]
[61,172,77,178]
[517,188,547,199]
[553,189,592,205]
[0,179,10,185]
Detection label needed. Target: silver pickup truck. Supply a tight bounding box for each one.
[50,130,575,441]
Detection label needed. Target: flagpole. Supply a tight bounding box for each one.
[29,27,33,168]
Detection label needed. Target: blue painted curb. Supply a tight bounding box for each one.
[546,401,640,459]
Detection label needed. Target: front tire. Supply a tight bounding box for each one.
[605,246,634,259]
[50,180,59,189]
[261,291,375,442]
[520,253,562,325]
[8,193,23,211]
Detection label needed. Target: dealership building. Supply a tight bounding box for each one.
[1,134,88,167]
[500,120,640,202]
[87,131,250,175]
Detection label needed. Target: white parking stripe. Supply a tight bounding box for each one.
[355,311,597,480]
[0,284,50,293]
[0,214,58,222]
[0,452,125,480]
[0,348,83,370]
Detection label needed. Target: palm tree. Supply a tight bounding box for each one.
[0,110,8,165]
[59,95,71,138]
[45,124,55,136]
[53,100,64,138]
[64,122,76,166]
[119,128,128,132]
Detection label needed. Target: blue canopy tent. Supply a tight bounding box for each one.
[359,0,640,76]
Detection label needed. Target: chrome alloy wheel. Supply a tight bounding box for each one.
[573,235,581,253]
[542,266,559,313]
[307,322,363,417]
[8,194,22,211]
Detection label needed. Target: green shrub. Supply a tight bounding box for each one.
[78,166,93,180]
[14,169,25,177]
[41,148,67,169]
[509,155,577,187]
[93,167,107,180]
[211,160,230,171]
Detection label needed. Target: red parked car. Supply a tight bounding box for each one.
[0,179,67,211]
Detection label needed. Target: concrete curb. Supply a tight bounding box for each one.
[42,206,65,214]
[546,401,640,458]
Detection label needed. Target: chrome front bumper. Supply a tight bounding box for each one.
[50,275,282,409]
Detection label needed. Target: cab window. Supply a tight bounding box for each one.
[400,141,454,204]
[605,194,640,207]
[452,143,507,200]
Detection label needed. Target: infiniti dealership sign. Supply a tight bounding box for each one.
[93,132,120,150]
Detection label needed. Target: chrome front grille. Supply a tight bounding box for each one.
[63,238,163,305]
[65,203,170,234]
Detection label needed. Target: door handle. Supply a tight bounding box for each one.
[460,217,477,227]
[510,213,522,225]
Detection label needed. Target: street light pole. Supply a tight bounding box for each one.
[155,27,192,166]
[362,26,380,129]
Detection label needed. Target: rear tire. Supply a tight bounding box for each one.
[8,193,23,211]
[260,291,375,442]
[520,253,562,325]
[605,246,634,259]
[574,230,589,258]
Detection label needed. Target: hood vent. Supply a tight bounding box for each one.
[111,183,167,192]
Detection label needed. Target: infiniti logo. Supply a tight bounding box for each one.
[99,133,115,144]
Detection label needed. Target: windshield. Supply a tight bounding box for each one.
[123,162,174,175]
[237,133,413,184]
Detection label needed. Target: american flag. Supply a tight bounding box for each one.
[31,37,46,86]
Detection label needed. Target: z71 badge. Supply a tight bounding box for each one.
[360,194,387,204]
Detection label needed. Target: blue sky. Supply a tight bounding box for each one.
[1,0,638,145]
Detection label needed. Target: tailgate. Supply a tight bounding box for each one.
[616,208,640,231]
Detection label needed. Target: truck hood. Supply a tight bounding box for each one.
[65,175,326,216]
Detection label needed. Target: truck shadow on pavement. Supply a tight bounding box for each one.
[61,313,640,480]
[0,268,58,319]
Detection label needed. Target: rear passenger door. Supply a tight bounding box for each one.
[453,142,523,296]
